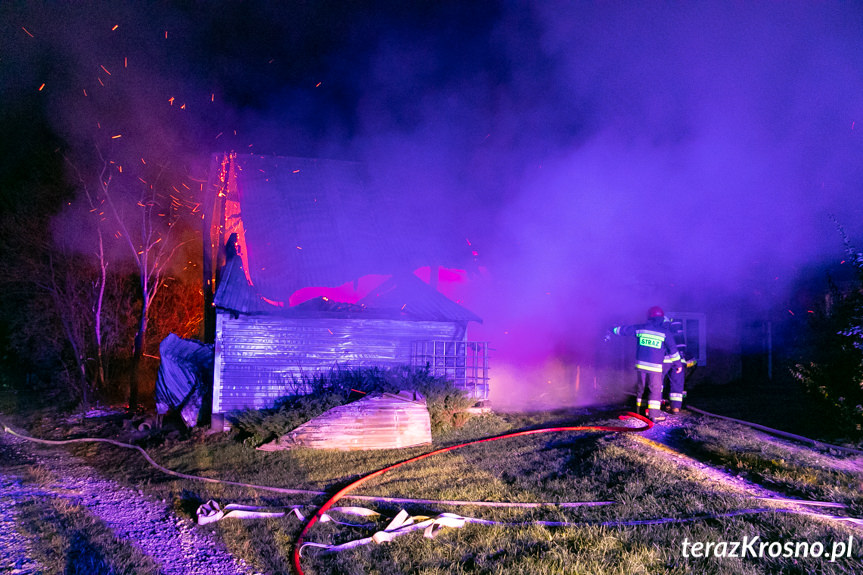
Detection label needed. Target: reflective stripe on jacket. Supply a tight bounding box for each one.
[663,316,687,364]
[636,360,664,373]
[612,321,681,372]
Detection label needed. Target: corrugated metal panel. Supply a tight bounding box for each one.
[212,313,227,413]
[214,315,464,413]
[259,392,432,451]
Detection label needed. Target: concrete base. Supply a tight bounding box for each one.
[209,413,227,434]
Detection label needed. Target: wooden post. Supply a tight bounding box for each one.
[202,153,228,344]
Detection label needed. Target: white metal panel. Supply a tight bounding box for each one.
[214,315,464,413]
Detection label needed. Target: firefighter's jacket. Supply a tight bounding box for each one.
[612,321,681,373]
[662,316,687,367]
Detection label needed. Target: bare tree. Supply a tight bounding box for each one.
[98,152,195,410]
[0,211,104,408]
[63,156,111,394]
[45,249,99,407]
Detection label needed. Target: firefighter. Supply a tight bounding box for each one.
[609,306,682,422]
[662,315,689,414]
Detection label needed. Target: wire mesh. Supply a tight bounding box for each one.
[410,340,489,400]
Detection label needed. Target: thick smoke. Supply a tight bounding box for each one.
[337,2,863,408]
[5,2,863,410]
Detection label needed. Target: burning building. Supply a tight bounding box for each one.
[201,154,487,429]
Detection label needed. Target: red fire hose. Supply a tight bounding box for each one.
[292,411,652,574]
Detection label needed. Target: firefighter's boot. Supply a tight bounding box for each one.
[645,400,666,422]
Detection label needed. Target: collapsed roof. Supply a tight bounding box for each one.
[209,154,481,322]
[214,256,481,323]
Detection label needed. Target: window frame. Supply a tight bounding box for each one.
[667,311,707,367]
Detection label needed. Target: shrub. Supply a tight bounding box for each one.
[790,229,863,438]
[228,366,474,447]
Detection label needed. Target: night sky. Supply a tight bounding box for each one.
[3,1,863,403]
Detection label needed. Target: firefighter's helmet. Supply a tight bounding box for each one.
[647,306,664,320]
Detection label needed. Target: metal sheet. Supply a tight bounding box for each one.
[214,315,462,413]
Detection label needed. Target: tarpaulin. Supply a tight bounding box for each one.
[155,334,214,427]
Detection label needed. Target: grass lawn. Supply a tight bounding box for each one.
[10,406,862,574]
[668,417,863,512]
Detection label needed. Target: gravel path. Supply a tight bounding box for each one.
[0,481,46,574]
[0,429,262,575]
